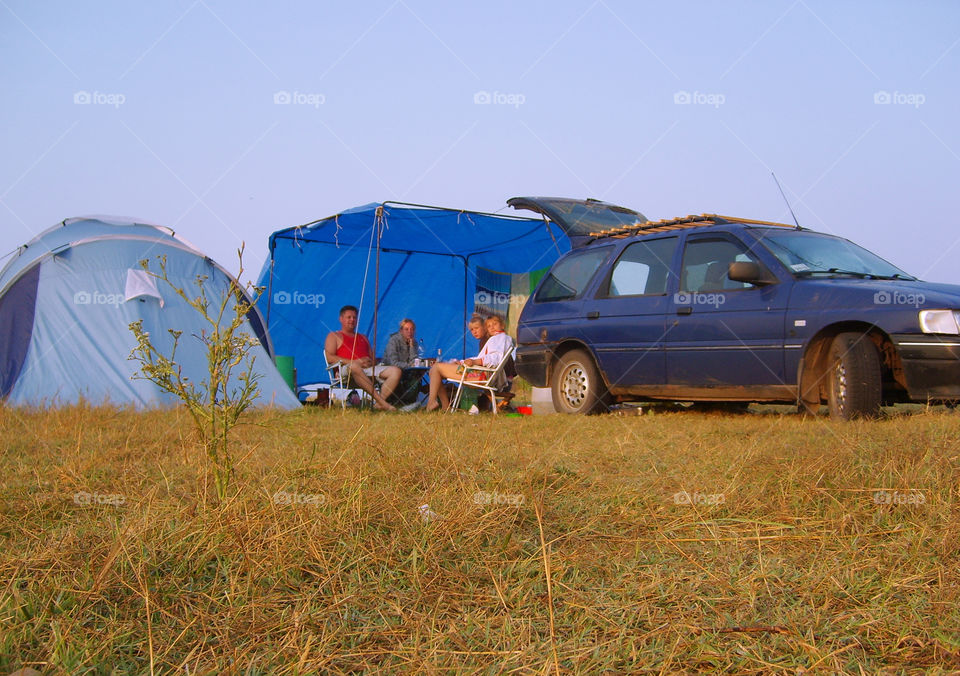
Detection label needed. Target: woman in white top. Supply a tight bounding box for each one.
[425,315,513,411]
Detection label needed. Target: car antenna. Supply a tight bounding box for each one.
[771,172,802,229]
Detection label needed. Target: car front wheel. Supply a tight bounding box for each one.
[552,349,610,414]
[827,332,882,420]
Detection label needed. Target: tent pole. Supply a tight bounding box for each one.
[463,257,469,358]
[373,206,383,362]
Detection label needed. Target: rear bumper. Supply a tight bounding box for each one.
[893,334,960,401]
[515,344,553,388]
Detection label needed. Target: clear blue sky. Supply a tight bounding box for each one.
[2,1,959,282]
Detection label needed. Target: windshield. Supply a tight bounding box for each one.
[755,230,915,279]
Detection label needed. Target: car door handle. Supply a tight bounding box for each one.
[676,306,693,316]
[586,311,600,320]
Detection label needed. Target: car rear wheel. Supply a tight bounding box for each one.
[827,332,882,420]
[552,349,610,414]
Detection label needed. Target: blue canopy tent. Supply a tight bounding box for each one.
[257,201,571,386]
[0,217,300,408]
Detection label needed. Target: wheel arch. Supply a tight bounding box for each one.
[798,321,903,406]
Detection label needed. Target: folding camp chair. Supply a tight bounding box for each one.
[448,347,516,415]
[323,352,374,408]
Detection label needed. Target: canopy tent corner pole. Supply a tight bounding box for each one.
[373,205,385,361]
[462,259,469,358]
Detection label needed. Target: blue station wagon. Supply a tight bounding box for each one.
[509,197,960,419]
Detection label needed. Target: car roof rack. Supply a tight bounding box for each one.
[588,213,795,239]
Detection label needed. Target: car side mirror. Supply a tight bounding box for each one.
[728,261,776,286]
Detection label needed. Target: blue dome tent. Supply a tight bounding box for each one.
[256,201,574,387]
[0,217,299,408]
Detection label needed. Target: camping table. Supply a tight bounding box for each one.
[402,363,431,388]
[394,361,433,408]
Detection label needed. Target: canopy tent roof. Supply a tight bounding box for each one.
[258,201,572,386]
[267,201,568,270]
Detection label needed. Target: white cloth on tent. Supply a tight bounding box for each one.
[124,268,164,307]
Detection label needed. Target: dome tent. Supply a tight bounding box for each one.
[0,217,299,408]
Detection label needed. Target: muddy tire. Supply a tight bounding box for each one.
[552,349,611,414]
[827,332,882,420]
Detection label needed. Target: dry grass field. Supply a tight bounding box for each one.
[2,402,959,673]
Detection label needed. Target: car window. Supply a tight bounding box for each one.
[605,237,678,296]
[535,247,612,302]
[680,237,763,292]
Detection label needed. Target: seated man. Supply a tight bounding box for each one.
[425,315,513,412]
[325,305,400,411]
[383,318,419,368]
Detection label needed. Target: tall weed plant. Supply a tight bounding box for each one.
[127,247,262,502]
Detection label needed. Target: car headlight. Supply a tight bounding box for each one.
[919,309,960,335]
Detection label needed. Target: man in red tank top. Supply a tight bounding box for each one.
[324,305,401,411]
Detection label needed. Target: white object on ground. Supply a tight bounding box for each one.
[418,504,441,522]
[531,386,556,415]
